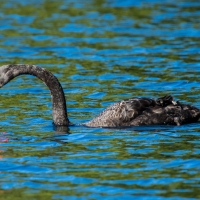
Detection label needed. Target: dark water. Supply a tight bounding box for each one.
[0,0,200,199]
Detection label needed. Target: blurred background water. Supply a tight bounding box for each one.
[0,0,200,199]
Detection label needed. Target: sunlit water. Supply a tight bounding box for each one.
[0,0,200,199]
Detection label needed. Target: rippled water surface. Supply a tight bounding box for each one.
[0,0,200,199]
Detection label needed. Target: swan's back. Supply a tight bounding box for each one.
[83,95,200,127]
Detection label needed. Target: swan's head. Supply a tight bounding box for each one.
[0,65,13,88]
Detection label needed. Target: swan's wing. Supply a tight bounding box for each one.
[84,95,200,127]
[129,100,200,126]
[98,95,177,126]
[84,97,157,127]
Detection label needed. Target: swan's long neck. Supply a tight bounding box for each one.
[0,64,69,126]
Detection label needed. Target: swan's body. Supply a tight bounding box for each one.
[0,64,200,127]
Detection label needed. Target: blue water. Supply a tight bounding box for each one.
[0,0,200,199]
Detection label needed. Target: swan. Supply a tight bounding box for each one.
[0,64,199,127]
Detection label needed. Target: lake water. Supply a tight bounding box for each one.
[0,0,200,199]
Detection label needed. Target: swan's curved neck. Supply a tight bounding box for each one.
[1,64,69,126]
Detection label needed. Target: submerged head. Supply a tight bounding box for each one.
[0,65,11,88]
[0,64,23,88]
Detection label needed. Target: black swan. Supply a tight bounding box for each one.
[0,64,199,127]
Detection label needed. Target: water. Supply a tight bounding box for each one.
[0,0,200,199]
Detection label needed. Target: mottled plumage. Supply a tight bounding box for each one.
[0,64,200,128]
[83,96,200,127]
